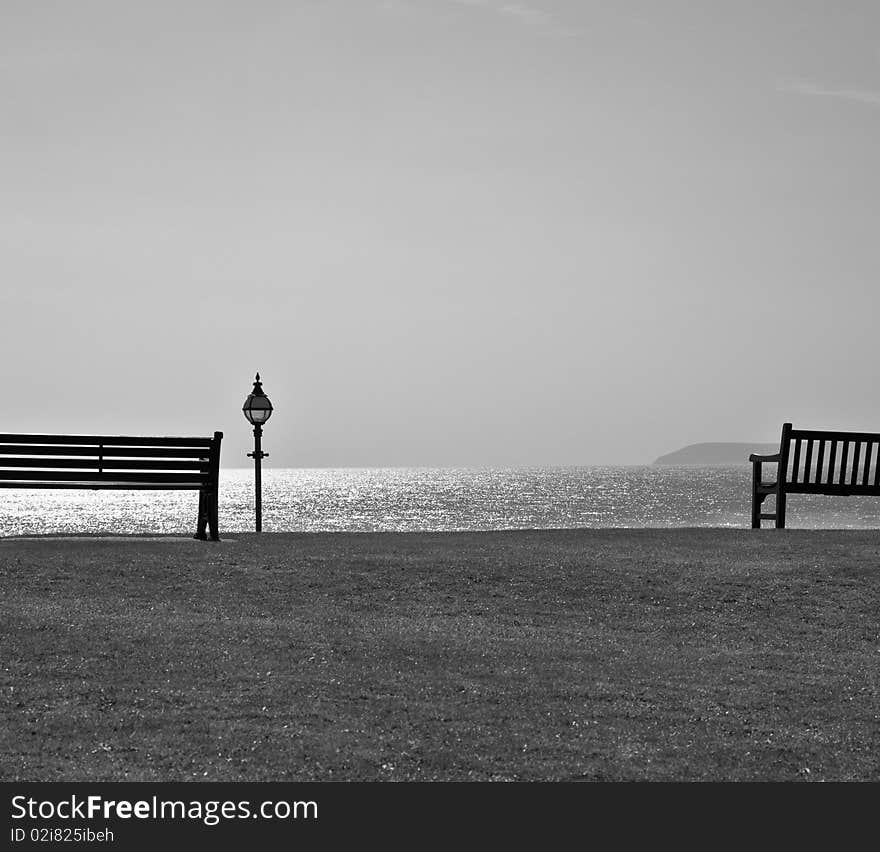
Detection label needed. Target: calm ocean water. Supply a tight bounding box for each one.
[2,466,880,536]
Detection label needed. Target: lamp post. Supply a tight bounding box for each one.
[242,373,273,532]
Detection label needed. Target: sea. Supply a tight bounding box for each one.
[2,466,880,536]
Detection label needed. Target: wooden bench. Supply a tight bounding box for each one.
[750,422,880,528]
[0,432,223,540]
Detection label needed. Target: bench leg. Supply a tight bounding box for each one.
[751,461,763,528]
[208,487,220,542]
[194,490,209,540]
[776,490,786,529]
[751,493,766,529]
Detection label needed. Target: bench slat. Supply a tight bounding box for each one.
[0,445,210,459]
[0,458,211,471]
[850,441,861,486]
[838,440,850,486]
[826,441,837,485]
[789,428,880,444]
[0,482,206,491]
[791,438,801,484]
[0,434,214,447]
[803,439,815,485]
[786,483,880,497]
[863,442,874,486]
[0,470,208,485]
[815,440,826,486]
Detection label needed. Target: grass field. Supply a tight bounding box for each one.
[1,529,878,781]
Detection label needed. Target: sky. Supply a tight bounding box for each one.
[2,0,879,467]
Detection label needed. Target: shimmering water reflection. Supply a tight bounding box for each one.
[2,466,880,536]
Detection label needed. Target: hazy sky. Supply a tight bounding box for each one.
[3,1,879,466]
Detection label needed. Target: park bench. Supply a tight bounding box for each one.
[0,432,223,540]
[750,422,880,528]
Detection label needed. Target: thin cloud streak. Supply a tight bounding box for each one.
[445,0,583,37]
[779,78,880,108]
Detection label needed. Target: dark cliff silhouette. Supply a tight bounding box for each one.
[653,442,778,466]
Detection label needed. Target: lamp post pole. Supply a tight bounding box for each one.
[242,373,273,533]
[247,425,267,532]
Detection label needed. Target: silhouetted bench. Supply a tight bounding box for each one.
[0,432,223,540]
[750,422,880,528]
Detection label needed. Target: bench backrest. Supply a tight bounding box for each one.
[0,432,222,490]
[778,423,880,495]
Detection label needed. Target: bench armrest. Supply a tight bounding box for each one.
[749,452,780,463]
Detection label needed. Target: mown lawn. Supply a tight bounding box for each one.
[1,529,878,781]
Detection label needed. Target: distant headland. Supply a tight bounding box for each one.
[652,442,779,466]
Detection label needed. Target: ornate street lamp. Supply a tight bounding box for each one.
[242,373,273,532]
